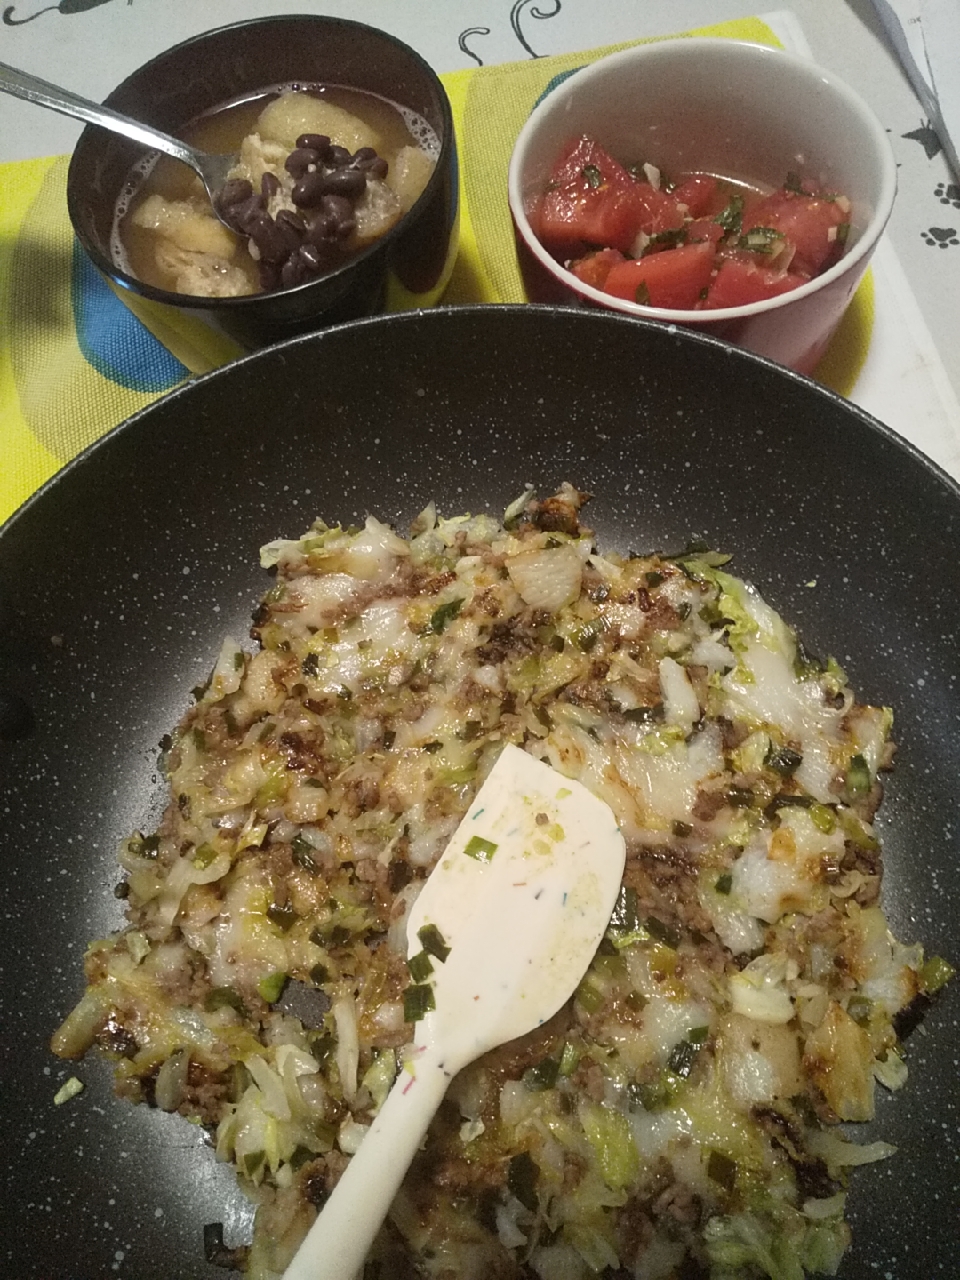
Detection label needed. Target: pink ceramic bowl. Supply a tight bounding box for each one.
[507,38,896,374]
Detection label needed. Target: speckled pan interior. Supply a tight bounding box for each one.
[0,306,956,1279]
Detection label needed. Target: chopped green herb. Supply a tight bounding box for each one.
[714,193,744,236]
[523,1057,560,1092]
[337,685,353,702]
[266,903,297,931]
[381,728,396,750]
[429,598,464,633]
[836,221,851,245]
[232,650,245,672]
[422,740,443,753]
[403,983,436,1023]
[634,282,651,306]
[667,1038,698,1079]
[623,702,664,724]
[309,963,329,987]
[707,1148,738,1190]
[301,652,320,677]
[687,1025,710,1045]
[205,986,247,1016]
[508,1151,539,1212]
[418,923,451,962]
[610,885,640,934]
[192,728,206,751]
[581,163,603,188]
[644,916,680,948]
[766,744,803,776]
[641,227,687,256]
[257,971,287,1004]
[672,820,693,837]
[407,950,434,983]
[714,873,733,896]
[464,834,498,862]
[291,834,319,873]
[645,571,665,587]
[243,1150,265,1178]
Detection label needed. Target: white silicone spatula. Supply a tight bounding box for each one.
[282,744,626,1280]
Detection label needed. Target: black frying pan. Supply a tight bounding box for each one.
[1,306,956,1279]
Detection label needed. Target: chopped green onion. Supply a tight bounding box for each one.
[634,282,651,306]
[464,835,498,862]
[847,995,872,1026]
[738,225,785,253]
[53,1076,84,1106]
[687,1026,710,1045]
[559,1041,581,1077]
[192,843,219,869]
[919,955,955,994]
[309,963,329,987]
[407,950,434,983]
[715,873,733,896]
[403,983,436,1023]
[301,652,320,677]
[845,753,871,799]
[418,924,451,962]
[257,971,287,1004]
[576,979,605,1013]
[581,164,602,188]
[672,820,693,838]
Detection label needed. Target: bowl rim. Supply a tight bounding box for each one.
[67,13,455,312]
[506,37,898,324]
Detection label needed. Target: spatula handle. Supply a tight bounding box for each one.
[282,1050,451,1280]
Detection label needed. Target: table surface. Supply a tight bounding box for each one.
[2,0,959,428]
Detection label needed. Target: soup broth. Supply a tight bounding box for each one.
[115,84,439,298]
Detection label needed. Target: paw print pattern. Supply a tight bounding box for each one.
[921,227,960,248]
[935,182,960,208]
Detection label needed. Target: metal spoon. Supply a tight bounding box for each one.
[282,744,627,1280]
[0,59,235,218]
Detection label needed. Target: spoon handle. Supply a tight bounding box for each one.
[0,59,200,171]
[282,1049,451,1280]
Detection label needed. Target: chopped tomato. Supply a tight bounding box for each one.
[570,248,626,290]
[533,136,648,254]
[604,241,716,310]
[704,258,808,310]
[740,189,848,276]
[633,185,686,238]
[685,218,725,247]
[672,173,719,218]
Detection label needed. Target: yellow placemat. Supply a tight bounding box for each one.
[0,16,872,526]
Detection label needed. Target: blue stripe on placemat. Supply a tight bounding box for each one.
[70,240,187,393]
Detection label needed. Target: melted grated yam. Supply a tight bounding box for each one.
[53,486,947,1280]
